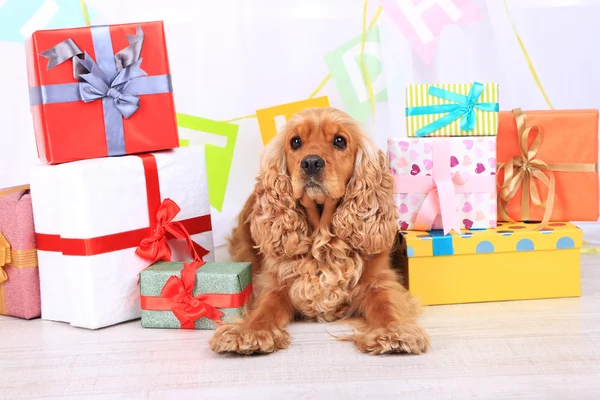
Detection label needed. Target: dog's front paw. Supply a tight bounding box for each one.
[209,323,291,355]
[353,322,430,355]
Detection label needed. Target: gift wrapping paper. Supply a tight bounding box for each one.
[140,261,252,329]
[29,166,70,323]
[30,146,215,329]
[405,82,499,137]
[401,222,582,305]
[0,189,40,319]
[497,109,599,223]
[25,21,179,164]
[388,137,497,232]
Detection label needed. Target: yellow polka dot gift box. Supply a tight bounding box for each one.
[402,222,582,306]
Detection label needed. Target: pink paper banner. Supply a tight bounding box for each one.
[379,0,480,64]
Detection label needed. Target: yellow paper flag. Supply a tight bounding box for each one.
[256,97,330,145]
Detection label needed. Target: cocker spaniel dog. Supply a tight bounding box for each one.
[209,107,429,355]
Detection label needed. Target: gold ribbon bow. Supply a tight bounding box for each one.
[1,187,39,315]
[497,108,597,230]
[0,233,11,283]
[1,185,39,285]
[0,233,38,284]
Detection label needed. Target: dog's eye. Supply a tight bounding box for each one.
[290,137,302,150]
[333,135,347,150]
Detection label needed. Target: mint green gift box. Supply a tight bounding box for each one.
[140,261,252,329]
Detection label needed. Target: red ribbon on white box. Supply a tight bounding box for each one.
[35,154,212,258]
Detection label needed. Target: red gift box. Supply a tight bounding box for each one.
[26,21,179,165]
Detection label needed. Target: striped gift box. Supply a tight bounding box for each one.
[405,82,499,137]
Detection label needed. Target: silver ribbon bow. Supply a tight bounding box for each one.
[30,25,173,156]
[76,54,146,118]
[40,25,146,119]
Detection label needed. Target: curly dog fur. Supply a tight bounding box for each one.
[209,107,429,355]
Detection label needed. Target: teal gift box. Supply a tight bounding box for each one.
[139,261,252,329]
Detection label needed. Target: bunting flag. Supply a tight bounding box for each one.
[325,26,387,122]
[177,114,239,212]
[0,0,94,43]
[255,97,330,145]
[379,0,479,64]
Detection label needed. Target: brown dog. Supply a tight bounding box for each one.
[209,107,429,355]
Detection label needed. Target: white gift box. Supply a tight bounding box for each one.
[30,147,215,329]
[30,165,70,323]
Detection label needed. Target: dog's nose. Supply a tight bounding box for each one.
[301,155,325,175]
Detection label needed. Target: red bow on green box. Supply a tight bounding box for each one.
[148,260,224,328]
[140,260,253,329]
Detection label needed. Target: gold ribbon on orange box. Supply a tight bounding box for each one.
[0,233,38,314]
[497,109,597,230]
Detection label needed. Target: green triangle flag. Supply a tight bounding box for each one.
[177,113,239,212]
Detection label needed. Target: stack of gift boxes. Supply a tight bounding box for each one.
[389,82,599,306]
[2,24,598,326]
[0,21,252,330]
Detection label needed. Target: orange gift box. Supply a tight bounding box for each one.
[497,109,599,223]
[26,21,179,164]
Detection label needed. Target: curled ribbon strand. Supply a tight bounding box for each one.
[136,198,209,263]
[496,108,597,230]
[79,0,91,27]
[360,0,375,118]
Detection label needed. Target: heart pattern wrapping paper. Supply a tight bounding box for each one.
[388,137,497,231]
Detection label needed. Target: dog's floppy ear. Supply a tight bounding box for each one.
[333,132,397,255]
[249,123,312,259]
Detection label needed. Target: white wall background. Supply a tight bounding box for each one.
[1,0,599,247]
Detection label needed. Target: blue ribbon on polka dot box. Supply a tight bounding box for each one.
[402,222,582,257]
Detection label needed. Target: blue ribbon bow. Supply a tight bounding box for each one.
[405,82,499,137]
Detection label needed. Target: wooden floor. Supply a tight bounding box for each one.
[2,253,600,399]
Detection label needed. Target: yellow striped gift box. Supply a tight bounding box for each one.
[405,82,499,137]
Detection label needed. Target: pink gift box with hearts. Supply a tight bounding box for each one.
[388,137,497,233]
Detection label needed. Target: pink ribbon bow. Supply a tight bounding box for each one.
[394,138,495,235]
